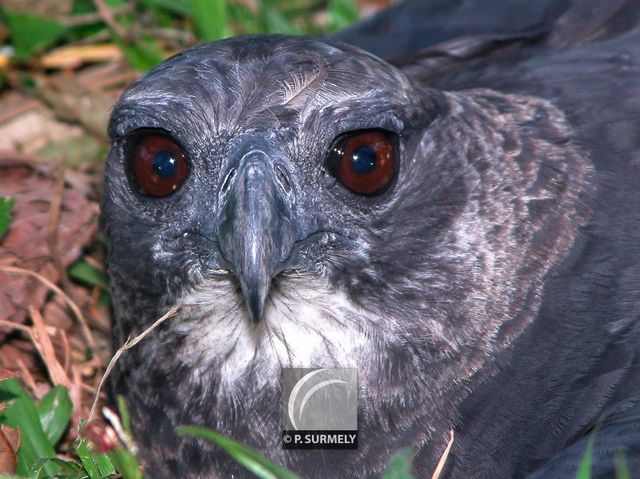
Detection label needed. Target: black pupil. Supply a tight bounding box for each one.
[351,145,376,174]
[152,150,178,177]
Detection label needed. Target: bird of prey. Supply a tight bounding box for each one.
[101,0,640,477]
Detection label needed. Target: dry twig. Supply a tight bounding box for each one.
[58,4,134,27]
[88,306,179,421]
[0,266,95,349]
[431,429,455,479]
[0,312,72,391]
[92,0,131,40]
[27,306,73,390]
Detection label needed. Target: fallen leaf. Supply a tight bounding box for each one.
[28,306,72,390]
[0,369,18,382]
[0,425,20,474]
[0,162,98,330]
[41,44,122,70]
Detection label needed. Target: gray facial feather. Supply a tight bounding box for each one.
[101,35,591,478]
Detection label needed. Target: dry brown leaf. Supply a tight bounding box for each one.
[41,44,122,70]
[0,162,98,330]
[0,369,18,382]
[0,425,20,474]
[0,342,39,373]
[28,76,111,144]
[28,306,73,390]
[1,266,95,350]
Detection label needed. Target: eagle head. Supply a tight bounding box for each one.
[102,35,590,477]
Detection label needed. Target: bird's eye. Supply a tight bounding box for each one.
[130,134,189,197]
[327,130,396,196]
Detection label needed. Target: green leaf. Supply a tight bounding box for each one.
[383,448,416,479]
[226,2,258,34]
[264,10,301,35]
[0,197,15,241]
[76,438,116,479]
[191,0,230,41]
[37,386,73,447]
[107,447,142,479]
[614,451,631,479]
[116,395,132,436]
[0,379,57,477]
[328,0,359,31]
[106,0,127,7]
[112,34,164,72]
[177,426,299,479]
[142,0,193,16]
[69,260,110,290]
[575,433,596,479]
[27,457,82,479]
[1,11,67,60]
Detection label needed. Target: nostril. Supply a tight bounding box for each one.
[274,164,292,194]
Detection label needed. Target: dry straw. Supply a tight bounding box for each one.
[88,305,180,421]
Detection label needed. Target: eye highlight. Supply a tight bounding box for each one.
[130,134,189,197]
[327,130,397,196]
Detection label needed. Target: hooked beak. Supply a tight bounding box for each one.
[218,150,297,323]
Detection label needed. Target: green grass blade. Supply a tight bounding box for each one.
[191,0,230,40]
[177,426,299,479]
[0,379,57,477]
[0,11,68,60]
[69,260,110,290]
[264,9,301,35]
[27,457,83,479]
[76,438,116,478]
[328,0,359,31]
[107,447,143,479]
[383,448,416,479]
[76,439,103,479]
[0,197,15,241]
[116,396,132,436]
[575,433,596,479]
[112,34,164,72]
[226,2,259,34]
[37,386,73,447]
[141,0,193,16]
[614,451,631,479]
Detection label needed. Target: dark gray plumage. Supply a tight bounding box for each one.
[101,1,640,477]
